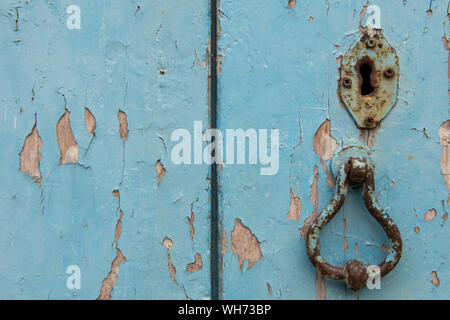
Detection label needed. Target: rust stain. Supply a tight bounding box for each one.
[118,110,129,141]
[156,159,166,183]
[19,118,42,186]
[56,109,78,165]
[286,188,302,221]
[97,248,127,300]
[315,269,326,300]
[424,208,437,221]
[414,226,420,233]
[431,271,440,287]
[300,166,319,239]
[355,241,359,255]
[287,0,296,9]
[163,236,177,283]
[313,120,338,160]
[186,253,202,273]
[85,107,96,135]
[439,121,450,204]
[230,218,262,270]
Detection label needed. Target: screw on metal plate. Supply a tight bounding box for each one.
[305,147,402,291]
[339,32,399,129]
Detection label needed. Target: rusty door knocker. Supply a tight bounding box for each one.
[305,154,402,291]
[304,27,403,291]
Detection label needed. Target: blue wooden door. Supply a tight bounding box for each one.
[0,0,449,300]
[217,0,449,299]
[0,0,211,299]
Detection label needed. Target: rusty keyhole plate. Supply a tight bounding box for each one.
[339,33,399,129]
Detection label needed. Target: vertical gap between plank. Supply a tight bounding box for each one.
[210,0,220,300]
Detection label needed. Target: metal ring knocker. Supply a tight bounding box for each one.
[305,156,402,291]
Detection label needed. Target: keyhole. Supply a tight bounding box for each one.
[359,63,374,96]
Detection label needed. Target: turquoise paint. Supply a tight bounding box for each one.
[218,0,449,299]
[0,0,210,299]
[0,0,449,300]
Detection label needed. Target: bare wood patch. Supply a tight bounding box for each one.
[19,120,42,186]
[56,109,78,165]
[313,120,338,160]
[315,269,326,300]
[286,188,302,221]
[359,124,380,149]
[118,110,129,141]
[230,218,262,270]
[186,253,202,273]
[439,121,450,204]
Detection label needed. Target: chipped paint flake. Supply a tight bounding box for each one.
[288,0,296,9]
[267,282,273,296]
[230,218,262,270]
[286,188,301,221]
[56,109,78,165]
[186,253,202,273]
[424,208,437,221]
[163,236,176,282]
[431,271,440,287]
[85,107,96,135]
[118,110,129,141]
[19,120,42,186]
[156,159,166,183]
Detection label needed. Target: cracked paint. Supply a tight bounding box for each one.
[230,218,262,270]
[97,248,127,300]
[56,109,78,165]
[19,117,42,186]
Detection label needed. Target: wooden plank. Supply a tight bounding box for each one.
[0,0,210,299]
[218,0,449,299]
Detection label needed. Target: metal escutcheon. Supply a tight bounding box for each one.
[305,148,402,291]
